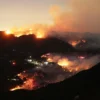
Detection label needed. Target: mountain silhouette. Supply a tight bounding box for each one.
[0,31,74,57]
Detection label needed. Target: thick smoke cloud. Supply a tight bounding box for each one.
[70,0,100,33]
[51,0,100,33]
[8,0,100,34]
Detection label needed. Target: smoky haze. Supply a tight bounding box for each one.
[3,0,100,50]
[50,0,100,33]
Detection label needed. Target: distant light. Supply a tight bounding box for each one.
[5,30,11,35]
[29,56,32,58]
[12,61,16,66]
[13,49,16,51]
[36,31,45,39]
[10,86,21,91]
[23,71,26,73]
[44,61,48,65]
[78,56,85,59]
[11,78,17,81]
[27,59,32,62]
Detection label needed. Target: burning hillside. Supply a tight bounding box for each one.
[10,53,100,91]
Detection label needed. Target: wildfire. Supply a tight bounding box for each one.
[47,58,53,62]
[58,59,69,67]
[69,40,80,47]
[68,39,87,47]
[9,53,100,91]
[10,86,21,91]
[41,53,88,72]
[36,30,45,39]
[57,58,73,72]
[22,78,36,90]
[4,27,47,39]
[12,61,16,66]
[10,78,37,91]
[5,30,12,35]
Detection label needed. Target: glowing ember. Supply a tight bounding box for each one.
[78,56,85,59]
[47,58,53,62]
[17,73,26,80]
[69,40,80,47]
[10,78,37,91]
[12,61,16,66]
[58,59,69,67]
[5,30,11,35]
[36,30,45,39]
[10,86,21,91]
[22,78,36,90]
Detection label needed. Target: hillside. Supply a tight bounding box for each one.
[2,63,100,100]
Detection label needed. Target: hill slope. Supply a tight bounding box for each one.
[2,63,100,100]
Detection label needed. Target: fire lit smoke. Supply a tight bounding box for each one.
[50,0,100,33]
[10,53,100,91]
[4,0,100,50]
[41,53,100,72]
[5,0,100,34]
[5,25,49,38]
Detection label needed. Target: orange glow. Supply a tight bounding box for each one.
[78,56,85,59]
[10,77,36,91]
[9,53,99,91]
[5,30,12,35]
[10,71,37,91]
[22,78,36,90]
[17,73,26,80]
[41,53,91,72]
[36,30,45,39]
[69,40,80,47]
[47,58,53,62]
[57,58,69,67]
[10,86,21,91]
[12,61,16,66]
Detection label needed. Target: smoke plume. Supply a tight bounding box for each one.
[4,0,100,50]
[50,0,100,33]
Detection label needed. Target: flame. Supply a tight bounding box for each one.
[10,86,21,91]
[10,78,37,91]
[9,53,100,91]
[5,30,12,35]
[36,30,45,39]
[10,71,39,91]
[21,78,36,90]
[41,53,89,72]
[69,40,80,47]
[57,58,69,67]
[47,58,53,62]
[57,58,74,72]
[12,61,16,66]
[4,26,48,38]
